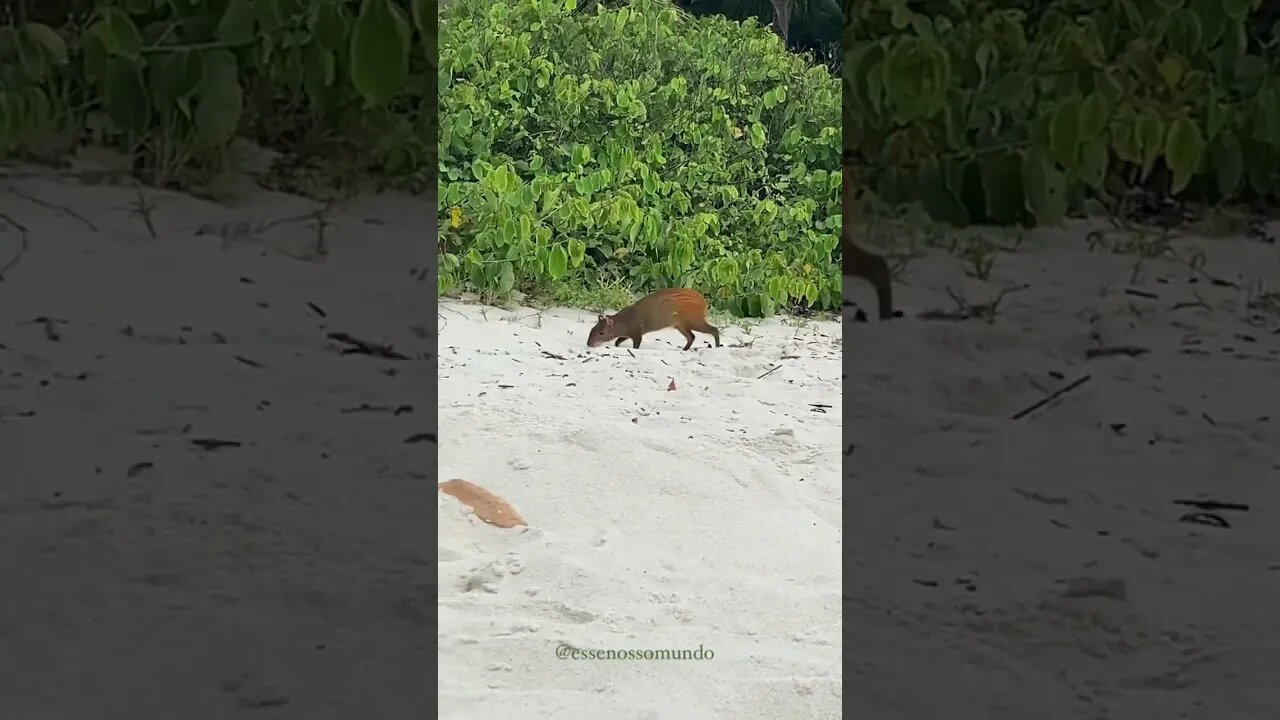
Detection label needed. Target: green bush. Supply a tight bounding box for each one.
[438,0,842,317]
[844,0,1280,228]
[0,0,434,192]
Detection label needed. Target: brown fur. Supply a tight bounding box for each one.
[842,156,894,320]
[587,288,721,351]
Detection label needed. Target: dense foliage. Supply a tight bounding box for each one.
[0,0,433,192]
[844,0,1280,228]
[438,0,842,317]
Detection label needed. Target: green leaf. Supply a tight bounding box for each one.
[884,38,949,123]
[1164,116,1205,194]
[1118,0,1145,29]
[1189,0,1226,46]
[17,28,47,80]
[215,0,257,45]
[412,0,432,37]
[546,245,568,280]
[150,50,204,110]
[568,238,586,266]
[1078,141,1109,189]
[1049,98,1081,170]
[194,49,243,147]
[1222,0,1250,21]
[1234,55,1267,95]
[1210,130,1243,197]
[1165,9,1203,55]
[917,159,968,226]
[0,87,42,144]
[350,0,410,108]
[102,56,150,135]
[22,23,68,66]
[990,72,1031,106]
[974,40,996,81]
[254,0,284,28]
[1079,93,1109,138]
[1023,148,1067,226]
[850,44,887,114]
[1206,95,1230,140]
[497,262,515,295]
[311,2,351,52]
[1263,90,1280,146]
[1217,19,1247,69]
[980,151,1025,225]
[81,32,107,84]
[302,42,338,104]
[1158,55,1187,89]
[890,2,914,29]
[95,9,142,59]
[0,93,14,149]
[1136,110,1165,179]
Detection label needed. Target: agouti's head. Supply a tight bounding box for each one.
[586,314,619,347]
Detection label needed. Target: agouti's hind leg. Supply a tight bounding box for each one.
[694,320,720,347]
[677,327,695,351]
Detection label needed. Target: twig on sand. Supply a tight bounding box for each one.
[5,186,99,232]
[1171,298,1211,312]
[1179,511,1230,528]
[1180,249,1240,289]
[1124,288,1160,300]
[20,316,65,342]
[0,210,30,281]
[1011,374,1092,420]
[327,332,411,360]
[310,207,330,259]
[191,437,242,450]
[197,201,340,261]
[257,201,338,260]
[129,187,158,239]
[918,283,1030,323]
[1173,498,1250,512]
[757,364,782,379]
[1085,345,1151,359]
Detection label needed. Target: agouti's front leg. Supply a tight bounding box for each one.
[632,336,642,349]
[614,337,627,346]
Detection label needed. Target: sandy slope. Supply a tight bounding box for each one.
[844,220,1280,719]
[0,166,433,719]
[437,301,842,719]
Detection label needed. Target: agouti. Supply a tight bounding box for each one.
[842,156,894,320]
[587,288,721,351]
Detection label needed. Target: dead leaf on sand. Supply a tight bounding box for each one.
[439,479,526,528]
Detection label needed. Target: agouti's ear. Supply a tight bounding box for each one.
[597,314,605,322]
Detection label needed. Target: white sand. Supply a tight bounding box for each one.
[845,219,1280,719]
[10,154,1279,719]
[0,165,432,718]
[437,301,842,718]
